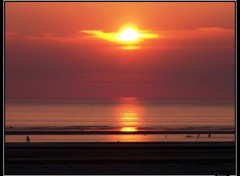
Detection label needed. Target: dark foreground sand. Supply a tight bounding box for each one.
[5,142,235,175]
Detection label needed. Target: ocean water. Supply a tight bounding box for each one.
[5,98,235,142]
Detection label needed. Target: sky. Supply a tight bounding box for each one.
[5,2,235,101]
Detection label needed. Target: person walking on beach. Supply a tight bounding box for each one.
[197,133,200,139]
[26,135,30,143]
[208,133,211,138]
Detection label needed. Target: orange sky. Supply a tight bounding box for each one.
[5,2,235,101]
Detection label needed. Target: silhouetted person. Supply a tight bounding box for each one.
[208,133,211,138]
[26,135,30,143]
[197,133,200,139]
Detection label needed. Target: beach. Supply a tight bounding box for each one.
[5,1,235,175]
[5,142,235,175]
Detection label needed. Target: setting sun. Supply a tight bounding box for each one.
[115,28,140,42]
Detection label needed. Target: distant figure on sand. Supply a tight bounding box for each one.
[208,133,211,138]
[197,133,200,139]
[26,135,30,143]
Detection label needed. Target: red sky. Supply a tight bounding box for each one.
[5,2,235,101]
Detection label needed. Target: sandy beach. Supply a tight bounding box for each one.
[5,142,235,175]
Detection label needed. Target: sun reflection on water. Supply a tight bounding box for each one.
[121,127,137,132]
[115,97,144,133]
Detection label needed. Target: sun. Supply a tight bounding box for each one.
[115,27,141,42]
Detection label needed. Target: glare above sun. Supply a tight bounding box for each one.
[115,28,141,42]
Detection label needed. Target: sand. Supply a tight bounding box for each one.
[5,130,235,135]
[5,142,235,175]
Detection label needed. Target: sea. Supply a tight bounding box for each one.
[5,98,235,142]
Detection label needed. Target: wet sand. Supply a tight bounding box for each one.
[5,142,235,175]
[5,130,235,135]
